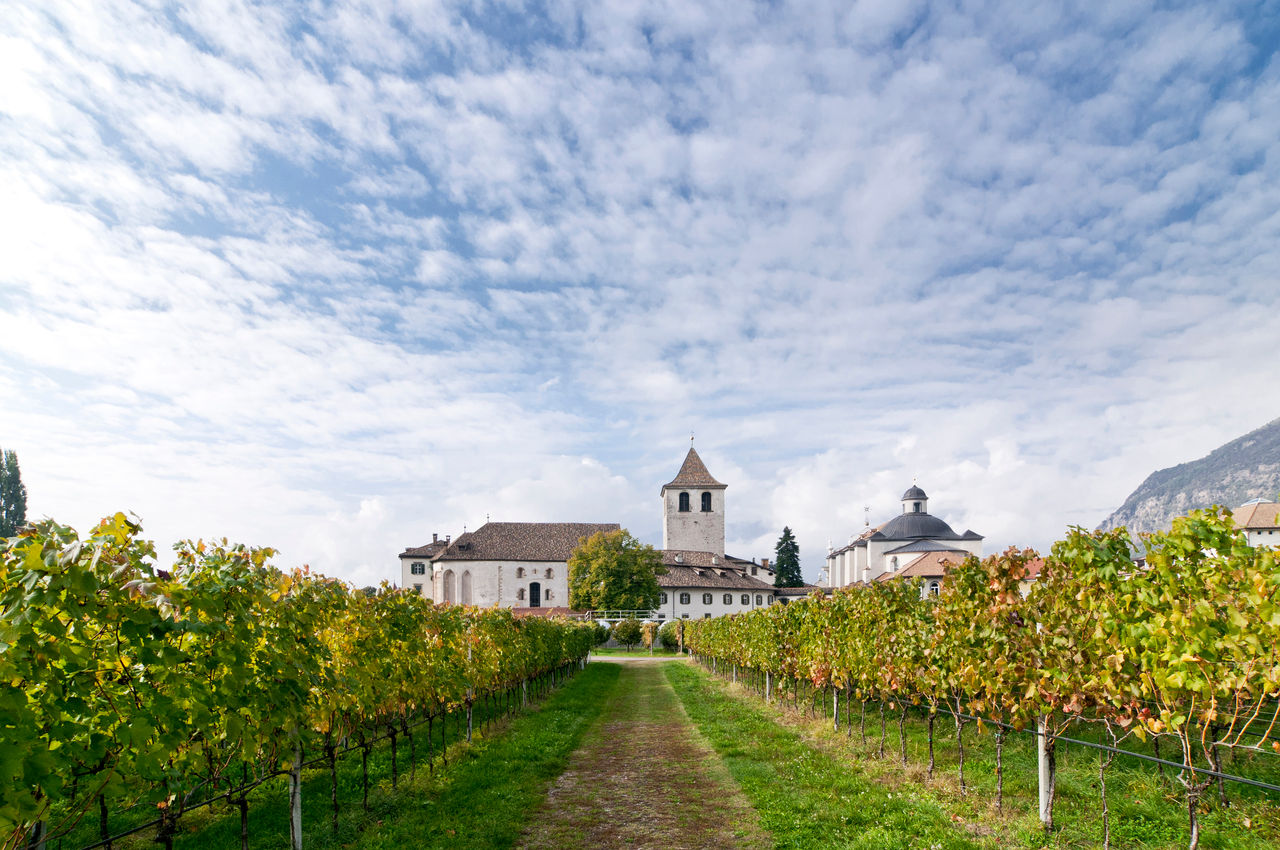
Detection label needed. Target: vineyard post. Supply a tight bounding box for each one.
[1037,716,1051,829]
[765,671,771,703]
[289,738,303,850]
[833,688,839,733]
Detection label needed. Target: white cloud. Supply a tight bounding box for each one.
[2,0,1279,585]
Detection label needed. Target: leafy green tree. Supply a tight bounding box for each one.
[567,529,665,611]
[773,526,803,587]
[611,618,642,651]
[0,448,27,537]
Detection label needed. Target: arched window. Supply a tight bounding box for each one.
[442,570,456,604]
[702,593,713,605]
[517,587,525,601]
[660,592,668,604]
[890,556,898,571]
[701,492,712,512]
[545,568,553,578]
[741,594,749,605]
[516,567,525,578]
[927,580,941,597]
[545,589,553,601]
[678,492,690,512]
[529,581,542,607]
[722,593,732,605]
[461,571,473,605]
[679,592,690,605]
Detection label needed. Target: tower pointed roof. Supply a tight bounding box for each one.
[661,447,726,491]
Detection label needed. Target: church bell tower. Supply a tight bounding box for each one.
[660,446,727,556]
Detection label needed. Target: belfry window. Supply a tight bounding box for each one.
[701,492,712,512]
[678,492,690,512]
[914,501,922,513]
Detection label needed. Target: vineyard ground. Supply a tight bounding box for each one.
[516,659,770,849]
[686,663,1280,849]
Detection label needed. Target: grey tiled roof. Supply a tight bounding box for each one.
[661,448,726,490]
[883,540,969,555]
[435,522,620,562]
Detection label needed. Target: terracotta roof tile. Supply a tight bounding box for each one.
[399,540,448,559]
[1234,502,1280,530]
[657,565,775,590]
[876,550,965,581]
[435,522,619,562]
[661,448,725,490]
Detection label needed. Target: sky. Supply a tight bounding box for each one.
[2,0,1279,587]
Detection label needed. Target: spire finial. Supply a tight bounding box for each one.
[690,430,695,445]
[863,505,870,527]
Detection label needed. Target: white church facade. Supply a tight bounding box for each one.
[823,484,983,593]
[398,446,778,616]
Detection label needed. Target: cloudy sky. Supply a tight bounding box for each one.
[2,0,1278,585]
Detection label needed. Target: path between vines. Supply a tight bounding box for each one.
[515,659,771,850]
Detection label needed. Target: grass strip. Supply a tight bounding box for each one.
[665,663,988,850]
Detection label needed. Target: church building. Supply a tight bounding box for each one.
[823,484,983,595]
[397,446,779,616]
[653,447,778,619]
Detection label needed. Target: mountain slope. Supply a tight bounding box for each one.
[1099,417,1280,534]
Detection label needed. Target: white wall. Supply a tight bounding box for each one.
[400,556,433,600]
[655,585,775,621]
[423,559,571,608]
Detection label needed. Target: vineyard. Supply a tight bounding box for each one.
[684,508,1280,849]
[0,514,597,850]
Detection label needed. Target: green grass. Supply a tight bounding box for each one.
[686,666,1280,850]
[664,662,989,849]
[60,665,619,850]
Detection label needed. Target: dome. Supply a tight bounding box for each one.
[902,484,927,500]
[878,511,958,540]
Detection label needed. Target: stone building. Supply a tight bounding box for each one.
[823,484,982,594]
[1233,498,1280,547]
[397,445,780,616]
[399,522,617,607]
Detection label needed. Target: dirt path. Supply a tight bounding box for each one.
[516,662,770,850]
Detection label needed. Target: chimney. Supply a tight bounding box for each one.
[433,533,438,543]
[761,557,770,570]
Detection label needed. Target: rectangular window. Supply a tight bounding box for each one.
[722,593,732,605]
[413,583,422,592]
[702,593,712,605]
[410,562,426,575]
[741,594,749,605]
[679,592,690,605]
[661,592,668,604]
[755,594,762,605]
[704,613,711,618]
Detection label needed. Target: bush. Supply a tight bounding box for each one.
[641,620,659,650]
[659,620,682,651]
[592,621,610,645]
[611,617,642,651]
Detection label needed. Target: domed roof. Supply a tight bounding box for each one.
[877,511,958,540]
[902,484,927,500]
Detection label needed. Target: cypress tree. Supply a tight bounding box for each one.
[773,525,803,587]
[0,448,28,537]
